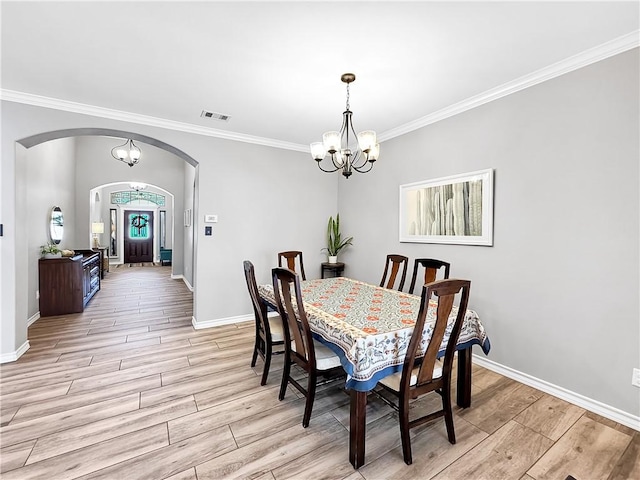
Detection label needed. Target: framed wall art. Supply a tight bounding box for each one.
[399,168,494,246]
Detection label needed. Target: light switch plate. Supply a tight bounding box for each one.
[632,368,640,388]
[204,214,218,223]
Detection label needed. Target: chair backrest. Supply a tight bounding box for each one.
[380,254,409,291]
[271,267,315,369]
[277,251,306,281]
[402,279,470,393]
[243,260,272,340]
[408,258,451,294]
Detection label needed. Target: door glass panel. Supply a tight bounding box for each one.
[129,213,150,239]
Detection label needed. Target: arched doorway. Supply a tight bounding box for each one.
[5,128,199,362]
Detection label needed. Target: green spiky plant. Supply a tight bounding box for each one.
[323,214,353,257]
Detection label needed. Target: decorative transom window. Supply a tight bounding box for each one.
[111,191,165,206]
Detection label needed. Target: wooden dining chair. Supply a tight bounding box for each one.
[379,254,409,291]
[277,251,306,280]
[408,258,451,294]
[272,267,343,427]
[377,278,471,465]
[243,261,285,386]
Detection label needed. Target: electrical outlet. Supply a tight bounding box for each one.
[632,368,640,388]
[36,290,40,300]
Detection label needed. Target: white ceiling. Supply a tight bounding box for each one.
[2,1,638,150]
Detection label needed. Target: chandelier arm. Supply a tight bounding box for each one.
[351,149,366,168]
[316,159,342,173]
[340,110,352,149]
[351,161,374,174]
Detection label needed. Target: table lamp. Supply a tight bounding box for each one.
[91,222,104,248]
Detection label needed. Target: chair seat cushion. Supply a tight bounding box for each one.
[378,360,443,392]
[292,339,342,370]
[266,313,285,342]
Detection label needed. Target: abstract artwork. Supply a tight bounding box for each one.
[399,168,494,245]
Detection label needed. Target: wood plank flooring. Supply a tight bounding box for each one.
[1,265,638,479]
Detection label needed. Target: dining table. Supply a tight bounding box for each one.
[258,276,491,469]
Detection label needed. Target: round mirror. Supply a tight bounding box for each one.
[50,206,64,244]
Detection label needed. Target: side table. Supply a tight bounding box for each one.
[321,262,345,279]
[92,247,109,279]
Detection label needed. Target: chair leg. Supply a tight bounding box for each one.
[399,398,413,465]
[442,382,456,444]
[251,330,259,368]
[261,340,272,386]
[302,371,317,428]
[279,353,291,401]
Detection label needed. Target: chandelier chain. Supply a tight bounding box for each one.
[345,82,350,111]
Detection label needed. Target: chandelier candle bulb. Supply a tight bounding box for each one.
[357,130,377,152]
[368,143,380,162]
[322,131,341,154]
[310,142,326,161]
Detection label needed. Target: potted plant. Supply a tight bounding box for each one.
[323,214,353,263]
[40,243,61,259]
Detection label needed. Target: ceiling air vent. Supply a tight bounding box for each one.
[200,110,231,121]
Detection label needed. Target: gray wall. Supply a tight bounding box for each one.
[25,137,77,319]
[183,162,196,288]
[338,49,639,416]
[192,139,338,323]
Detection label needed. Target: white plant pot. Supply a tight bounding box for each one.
[43,252,62,259]
[328,256,338,264]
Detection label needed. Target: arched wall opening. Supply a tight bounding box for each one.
[90,182,177,270]
[8,128,199,362]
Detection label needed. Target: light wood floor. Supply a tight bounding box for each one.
[1,265,638,480]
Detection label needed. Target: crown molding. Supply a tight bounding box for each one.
[0,89,309,153]
[379,30,640,142]
[2,31,638,150]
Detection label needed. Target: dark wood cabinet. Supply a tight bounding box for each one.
[38,250,101,317]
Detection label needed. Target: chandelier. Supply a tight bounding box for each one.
[130,182,147,192]
[111,139,141,167]
[310,73,379,178]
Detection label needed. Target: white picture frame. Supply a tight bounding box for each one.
[399,168,494,246]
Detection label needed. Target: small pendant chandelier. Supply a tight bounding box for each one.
[111,139,141,167]
[310,73,379,178]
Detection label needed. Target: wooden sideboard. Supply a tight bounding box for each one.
[38,250,101,317]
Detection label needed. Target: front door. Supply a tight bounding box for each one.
[124,210,154,263]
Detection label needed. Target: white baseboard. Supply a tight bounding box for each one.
[28,312,40,327]
[192,313,253,330]
[473,354,640,432]
[171,274,193,292]
[0,340,30,364]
